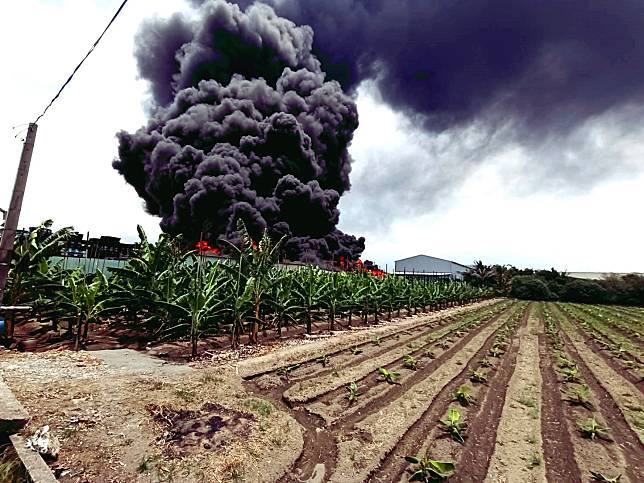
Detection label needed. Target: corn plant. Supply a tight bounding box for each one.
[346,382,360,405]
[578,417,611,440]
[439,408,467,443]
[405,455,455,482]
[404,354,418,370]
[378,367,400,384]
[454,385,476,406]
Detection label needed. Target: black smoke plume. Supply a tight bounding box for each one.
[223,0,644,136]
[114,0,364,262]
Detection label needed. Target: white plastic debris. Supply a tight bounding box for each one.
[25,425,61,459]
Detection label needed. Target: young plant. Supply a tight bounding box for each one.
[346,382,360,405]
[578,417,611,440]
[563,385,593,410]
[561,366,581,383]
[350,346,364,356]
[404,354,418,370]
[405,455,455,482]
[479,357,494,368]
[439,407,467,443]
[372,336,381,346]
[590,471,621,482]
[489,346,504,357]
[316,355,330,367]
[378,367,400,385]
[454,385,476,406]
[425,348,436,359]
[277,363,301,378]
[469,369,488,384]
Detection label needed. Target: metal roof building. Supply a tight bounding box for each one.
[395,255,470,281]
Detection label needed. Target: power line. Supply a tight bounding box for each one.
[33,0,130,124]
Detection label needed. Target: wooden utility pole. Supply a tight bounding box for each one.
[0,123,38,305]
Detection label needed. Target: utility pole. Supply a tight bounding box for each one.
[0,123,38,305]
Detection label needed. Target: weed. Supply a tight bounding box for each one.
[590,471,621,482]
[517,397,536,408]
[563,385,593,410]
[243,398,275,417]
[454,385,476,406]
[346,382,360,404]
[405,454,455,482]
[469,369,488,384]
[578,417,611,440]
[378,367,400,384]
[174,388,194,402]
[404,354,418,370]
[528,452,541,469]
[439,407,467,444]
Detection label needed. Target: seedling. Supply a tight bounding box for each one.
[405,454,455,482]
[489,346,504,357]
[436,340,450,350]
[346,382,360,405]
[404,354,418,370]
[277,363,301,378]
[372,336,381,346]
[469,369,488,384]
[316,355,330,367]
[479,357,494,368]
[439,407,467,443]
[408,341,420,350]
[590,471,621,482]
[378,367,400,384]
[425,349,436,359]
[563,385,593,410]
[350,346,363,356]
[557,356,577,369]
[578,417,611,440]
[454,385,476,406]
[561,366,581,383]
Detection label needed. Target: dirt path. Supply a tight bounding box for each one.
[485,311,546,483]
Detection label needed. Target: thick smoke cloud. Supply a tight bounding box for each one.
[115,0,364,262]
[224,0,644,137]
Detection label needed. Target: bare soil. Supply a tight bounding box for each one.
[3,299,643,482]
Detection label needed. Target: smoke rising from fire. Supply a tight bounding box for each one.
[114,0,364,261]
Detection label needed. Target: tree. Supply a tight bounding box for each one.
[510,276,554,301]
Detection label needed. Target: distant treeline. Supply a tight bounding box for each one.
[463,262,644,306]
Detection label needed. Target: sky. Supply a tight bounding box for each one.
[1,0,643,273]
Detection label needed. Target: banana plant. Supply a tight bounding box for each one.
[405,454,455,482]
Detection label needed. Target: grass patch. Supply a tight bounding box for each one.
[174,387,195,402]
[243,398,275,417]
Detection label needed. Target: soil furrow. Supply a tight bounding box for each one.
[551,307,644,479]
[367,304,526,482]
[307,304,518,424]
[449,303,531,482]
[484,311,546,483]
[553,304,644,393]
[326,304,523,482]
[536,312,582,482]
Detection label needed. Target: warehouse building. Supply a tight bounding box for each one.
[395,255,470,281]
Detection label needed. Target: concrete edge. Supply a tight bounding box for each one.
[0,374,30,434]
[8,435,58,482]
